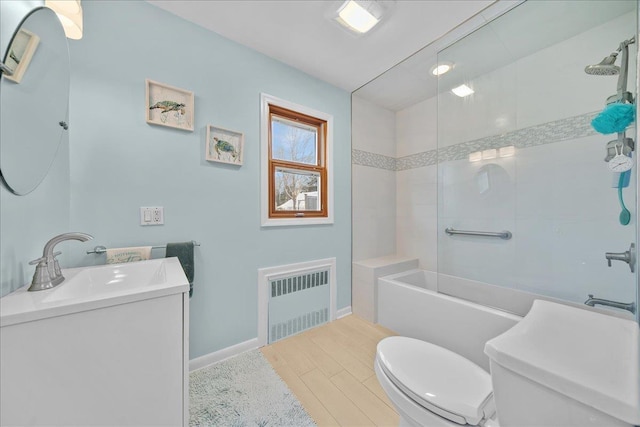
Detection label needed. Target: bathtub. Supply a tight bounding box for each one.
[377,269,522,372]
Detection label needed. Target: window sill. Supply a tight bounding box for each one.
[261,216,334,227]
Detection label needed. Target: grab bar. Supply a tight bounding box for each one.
[87,240,200,254]
[445,228,512,240]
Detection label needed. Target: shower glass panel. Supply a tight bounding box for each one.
[437,0,638,317]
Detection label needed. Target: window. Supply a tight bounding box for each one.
[261,94,333,226]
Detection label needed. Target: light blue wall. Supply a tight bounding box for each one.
[0,136,70,297]
[66,1,352,358]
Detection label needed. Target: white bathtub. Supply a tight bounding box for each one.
[377,269,521,372]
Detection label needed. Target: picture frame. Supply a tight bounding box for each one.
[145,79,194,131]
[4,29,40,84]
[206,125,244,166]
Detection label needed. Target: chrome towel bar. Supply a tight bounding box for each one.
[445,228,512,240]
[87,240,200,254]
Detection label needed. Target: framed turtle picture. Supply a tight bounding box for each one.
[206,125,244,166]
[4,29,40,84]
[145,79,194,131]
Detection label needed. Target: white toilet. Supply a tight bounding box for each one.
[375,336,497,426]
[375,300,640,427]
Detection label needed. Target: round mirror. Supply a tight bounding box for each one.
[0,7,70,195]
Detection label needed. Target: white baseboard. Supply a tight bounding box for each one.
[189,338,259,372]
[336,306,352,319]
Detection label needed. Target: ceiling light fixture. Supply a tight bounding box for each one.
[430,62,453,76]
[45,0,83,40]
[452,84,474,97]
[336,1,381,34]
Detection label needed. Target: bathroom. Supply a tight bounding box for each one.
[1,0,639,426]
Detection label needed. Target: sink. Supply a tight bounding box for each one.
[44,260,168,302]
[0,258,188,327]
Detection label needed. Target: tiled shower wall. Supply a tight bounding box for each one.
[395,98,438,272]
[437,10,637,304]
[352,96,397,262]
[353,103,636,304]
[352,95,438,269]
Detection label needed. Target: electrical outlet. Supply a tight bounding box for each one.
[140,207,164,226]
[152,207,164,224]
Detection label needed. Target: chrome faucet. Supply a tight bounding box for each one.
[28,232,93,291]
[584,294,636,314]
[605,243,635,272]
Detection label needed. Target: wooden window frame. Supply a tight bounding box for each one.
[268,105,328,219]
[260,94,334,227]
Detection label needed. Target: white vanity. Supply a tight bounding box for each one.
[0,258,189,426]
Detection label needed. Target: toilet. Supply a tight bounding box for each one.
[375,300,640,427]
[375,336,497,427]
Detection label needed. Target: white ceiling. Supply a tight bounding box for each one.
[146,0,494,92]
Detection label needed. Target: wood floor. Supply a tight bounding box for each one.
[260,314,399,426]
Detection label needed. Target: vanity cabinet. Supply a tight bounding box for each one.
[0,258,189,426]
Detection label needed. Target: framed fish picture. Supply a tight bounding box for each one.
[145,79,194,131]
[206,125,244,166]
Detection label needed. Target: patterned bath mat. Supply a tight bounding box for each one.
[190,349,316,427]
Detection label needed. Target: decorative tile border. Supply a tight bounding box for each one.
[352,149,396,171]
[396,150,438,171]
[438,111,599,163]
[353,111,603,171]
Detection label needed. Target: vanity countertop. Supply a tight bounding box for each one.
[1,258,189,327]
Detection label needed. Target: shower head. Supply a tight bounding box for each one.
[585,52,620,76]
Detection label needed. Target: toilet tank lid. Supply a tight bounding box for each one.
[484,300,640,425]
[377,336,493,425]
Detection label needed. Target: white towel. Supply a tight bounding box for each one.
[105,247,152,264]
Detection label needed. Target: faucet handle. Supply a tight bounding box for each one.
[51,251,63,280]
[28,251,62,265]
[29,256,46,266]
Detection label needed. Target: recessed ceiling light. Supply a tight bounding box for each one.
[452,84,474,97]
[430,62,453,76]
[336,1,380,34]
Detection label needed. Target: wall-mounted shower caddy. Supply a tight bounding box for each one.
[586,36,637,162]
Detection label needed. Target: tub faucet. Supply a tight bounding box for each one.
[28,232,93,291]
[584,294,636,315]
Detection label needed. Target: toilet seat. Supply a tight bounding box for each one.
[377,336,495,426]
